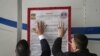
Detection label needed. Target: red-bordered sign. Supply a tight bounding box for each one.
[27,6,71,51]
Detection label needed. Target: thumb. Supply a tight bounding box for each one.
[33,28,37,33]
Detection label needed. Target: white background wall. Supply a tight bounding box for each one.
[0,0,100,56]
[0,0,17,56]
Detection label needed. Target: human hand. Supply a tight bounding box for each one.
[33,21,46,36]
[58,22,67,38]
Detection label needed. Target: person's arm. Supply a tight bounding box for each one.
[33,21,51,56]
[39,35,51,56]
[52,37,66,56]
[52,22,67,56]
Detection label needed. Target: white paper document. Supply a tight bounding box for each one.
[29,9,70,56]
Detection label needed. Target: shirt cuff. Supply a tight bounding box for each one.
[39,35,45,40]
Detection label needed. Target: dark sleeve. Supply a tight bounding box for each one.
[40,39,51,56]
[52,37,66,56]
[90,53,97,56]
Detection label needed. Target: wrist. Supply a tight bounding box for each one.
[58,36,63,38]
[58,34,63,38]
[37,33,43,36]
